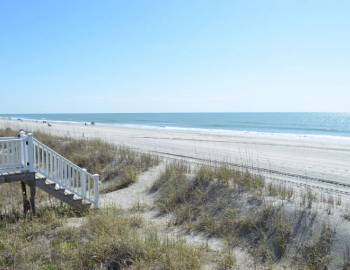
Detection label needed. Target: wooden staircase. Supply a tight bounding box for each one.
[0,132,99,212]
[36,177,91,211]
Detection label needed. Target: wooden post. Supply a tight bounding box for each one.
[29,185,36,214]
[26,133,34,172]
[28,173,36,215]
[18,131,26,169]
[21,181,30,215]
[21,173,36,215]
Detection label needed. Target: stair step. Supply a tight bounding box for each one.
[71,199,91,211]
[35,176,92,211]
[35,178,46,185]
[80,203,92,211]
[46,183,57,188]
[64,193,74,199]
[73,198,83,204]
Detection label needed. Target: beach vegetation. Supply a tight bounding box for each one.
[298,224,334,270]
[0,206,206,270]
[150,162,339,269]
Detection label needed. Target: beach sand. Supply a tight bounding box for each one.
[1,118,350,185]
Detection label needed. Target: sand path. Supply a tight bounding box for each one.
[100,163,165,208]
[100,162,254,269]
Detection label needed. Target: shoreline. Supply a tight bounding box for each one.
[1,118,350,186]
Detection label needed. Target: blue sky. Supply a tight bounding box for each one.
[0,0,349,113]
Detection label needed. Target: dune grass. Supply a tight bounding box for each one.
[0,206,207,270]
[150,162,339,269]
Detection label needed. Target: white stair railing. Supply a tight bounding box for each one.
[0,132,99,207]
[0,137,25,173]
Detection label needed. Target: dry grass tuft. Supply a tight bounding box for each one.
[299,224,334,270]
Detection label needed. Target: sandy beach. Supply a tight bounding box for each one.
[1,118,350,186]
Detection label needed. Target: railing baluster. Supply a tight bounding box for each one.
[73,168,76,192]
[5,142,8,165]
[41,146,44,172]
[93,174,99,208]
[27,134,34,172]
[51,154,54,179]
[46,149,49,175]
[33,144,37,169]
[81,170,86,197]
[63,161,66,187]
[0,143,2,164]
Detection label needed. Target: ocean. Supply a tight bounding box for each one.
[1,113,350,137]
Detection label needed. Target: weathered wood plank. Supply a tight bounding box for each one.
[0,172,35,184]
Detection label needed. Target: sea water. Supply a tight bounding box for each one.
[1,113,350,137]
